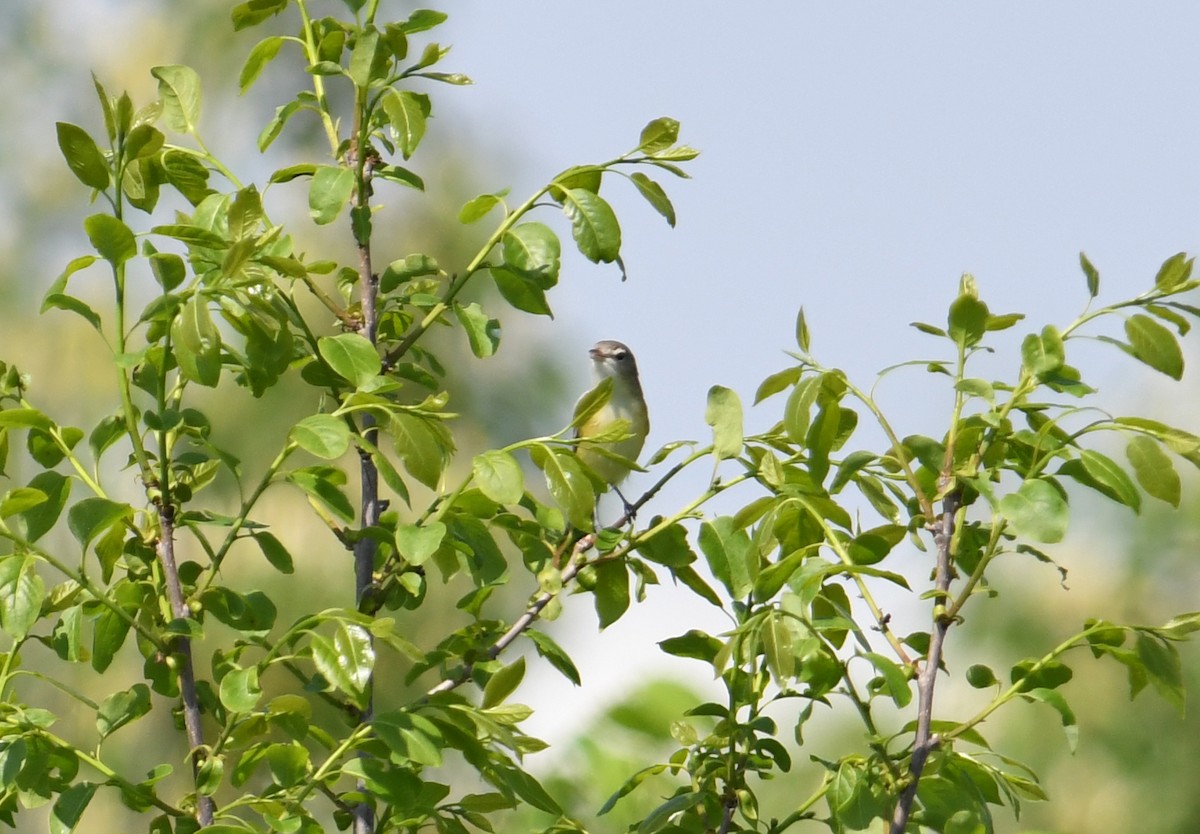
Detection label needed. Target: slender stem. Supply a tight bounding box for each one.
[841,376,934,522]
[296,0,342,155]
[382,184,554,368]
[348,72,379,834]
[793,496,912,665]
[199,442,294,592]
[888,490,959,834]
[945,624,1106,742]
[157,507,214,826]
[19,399,106,496]
[38,729,186,817]
[427,449,735,697]
[0,525,165,651]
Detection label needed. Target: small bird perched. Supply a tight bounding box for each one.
[574,340,650,502]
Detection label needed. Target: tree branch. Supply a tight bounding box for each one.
[889,488,959,834]
[349,132,380,834]
[157,506,214,827]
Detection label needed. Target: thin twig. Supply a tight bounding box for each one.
[889,488,959,834]
[157,506,214,827]
[349,134,380,834]
[425,481,661,698]
[716,795,738,834]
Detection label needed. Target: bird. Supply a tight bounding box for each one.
[574,340,650,510]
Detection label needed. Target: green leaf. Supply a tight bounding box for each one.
[286,465,355,522]
[231,0,288,31]
[560,188,621,263]
[1021,326,1064,376]
[658,630,722,663]
[1010,658,1073,691]
[150,223,226,249]
[311,622,374,708]
[551,165,602,196]
[530,445,594,530]
[151,65,202,134]
[0,553,45,640]
[637,117,680,153]
[1080,251,1100,297]
[863,651,912,707]
[754,367,801,404]
[50,782,98,834]
[308,165,354,225]
[1125,314,1184,380]
[391,413,453,490]
[453,302,500,358]
[1,488,47,518]
[1136,632,1185,715]
[252,531,295,574]
[502,222,560,284]
[637,522,696,568]
[96,683,151,739]
[17,472,71,543]
[998,479,1068,543]
[698,516,754,599]
[796,307,811,351]
[348,26,382,87]
[92,581,141,672]
[57,123,110,190]
[594,559,631,628]
[67,497,132,549]
[318,333,380,388]
[373,711,444,767]
[1154,251,1193,292]
[459,192,503,224]
[380,252,439,291]
[394,521,445,566]
[784,374,822,442]
[172,295,222,387]
[1115,417,1200,455]
[239,35,284,92]
[628,172,675,226]
[84,214,136,267]
[705,385,743,460]
[219,666,262,713]
[1077,449,1141,511]
[527,630,581,685]
[947,294,988,348]
[0,408,52,430]
[1126,435,1181,507]
[148,252,186,291]
[639,792,703,834]
[472,450,524,504]
[382,89,431,160]
[492,268,553,316]
[966,664,998,688]
[482,656,526,708]
[290,414,351,459]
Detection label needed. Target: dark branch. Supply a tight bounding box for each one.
[889,488,960,834]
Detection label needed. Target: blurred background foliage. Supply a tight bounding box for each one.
[1,2,1197,833]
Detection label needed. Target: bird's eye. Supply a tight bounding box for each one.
[614,349,627,360]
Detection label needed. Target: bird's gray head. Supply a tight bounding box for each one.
[589,340,640,383]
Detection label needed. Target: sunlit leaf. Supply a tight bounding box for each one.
[152,65,202,135]
[1126,435,1181,507]
[998,479,1067,543]
[705,385,743,460]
